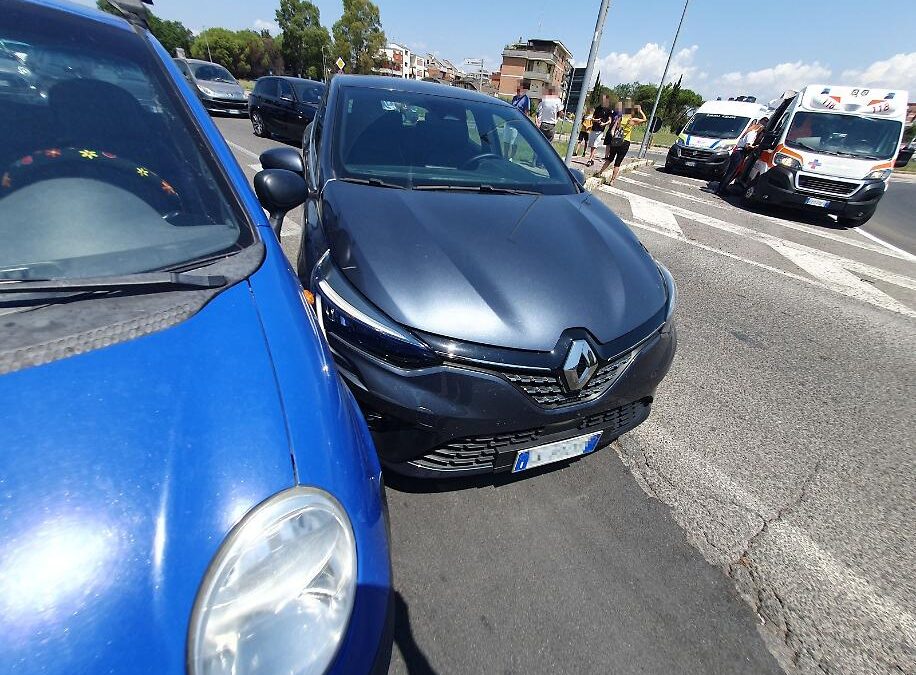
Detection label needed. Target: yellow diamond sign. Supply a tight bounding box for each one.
[335,57,345,71]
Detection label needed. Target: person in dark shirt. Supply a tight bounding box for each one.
[591,94,618,163]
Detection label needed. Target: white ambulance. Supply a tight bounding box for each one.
[665,99,768,177]
[739,84,908,227]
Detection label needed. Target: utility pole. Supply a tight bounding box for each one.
[638,0,690,158]
[202,29,213,62]
[564,0,611,165]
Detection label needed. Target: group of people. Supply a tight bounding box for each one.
[510,86,648,184]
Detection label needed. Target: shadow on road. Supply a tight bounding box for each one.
[654,166,856,231]
[393,591,437,675]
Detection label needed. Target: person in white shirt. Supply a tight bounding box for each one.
[716,116,769,196]
[536,86,563,141]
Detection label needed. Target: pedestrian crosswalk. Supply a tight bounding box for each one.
[596,182,916,318]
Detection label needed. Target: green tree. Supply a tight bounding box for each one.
[190,28,246,75]
[332,0,386,75]
[96,1,192,56]
[276,0,330,79]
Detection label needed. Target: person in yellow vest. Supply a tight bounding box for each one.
[574,108,594,158]
[604,101,647,183]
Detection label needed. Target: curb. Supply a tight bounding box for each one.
[579,158,655,191]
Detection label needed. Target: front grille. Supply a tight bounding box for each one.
[411,399,650,472]
[209,97,248,110]
[503,350,636,409]
[681,147,714,159]
[797,174,859,197]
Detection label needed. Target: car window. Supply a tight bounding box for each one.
[293,81,323,104]
[683,113,751,139]
[278,80,295,101]
[334,86,576,195]
[191,63,236,84]
[0,5,250,281]
[253,78,272,96]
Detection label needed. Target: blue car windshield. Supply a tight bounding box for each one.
[0,5,249,282]
[333,86,577,195]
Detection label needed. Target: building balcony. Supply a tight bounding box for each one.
[523,70,551,82]
[502,48,558,65]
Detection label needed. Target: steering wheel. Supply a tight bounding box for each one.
[1,148,182,216]
[459,152,502,170]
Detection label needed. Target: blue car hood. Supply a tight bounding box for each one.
[0,281,295,674]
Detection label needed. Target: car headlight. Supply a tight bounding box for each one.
[313,252,439,367]
[198,85,218,97]
[774,152,801,170]
[657,262,677,324]
[188,487,356,675]
[674,137,686,147]
[865,168,892,180]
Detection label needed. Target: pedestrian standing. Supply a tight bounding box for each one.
[506,85,531,159]
[592,94,616,167]
[604,101,647,183]
[536,86,563,141]
[574,108,594,158]
[716,116,769,195]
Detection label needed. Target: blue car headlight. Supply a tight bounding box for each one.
[188,487,356,675]
[313,252,439,367]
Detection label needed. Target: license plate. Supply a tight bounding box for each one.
[684,161,696,167]
[805,197,830,207]
[512,432,602,473]
[230,109,241,115]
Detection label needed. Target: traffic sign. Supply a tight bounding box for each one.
[335,57,345,71]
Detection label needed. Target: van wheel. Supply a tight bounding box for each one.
[251,111,267,138]
[741,178,758,206]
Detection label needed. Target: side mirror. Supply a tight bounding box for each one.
[259,147,304,177]
[569,167,586,186]
[254,169,308,236]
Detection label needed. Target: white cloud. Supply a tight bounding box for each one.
[842,52,916,93]
[714,61,832,103]
[596,43,700,86]
[253,18,279,34]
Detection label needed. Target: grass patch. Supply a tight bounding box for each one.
[894,162,916,174]
[239,79,255,92]
[630,126,678,148]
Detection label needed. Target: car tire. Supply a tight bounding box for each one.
[741,177,759,207]
[251,111,268,138]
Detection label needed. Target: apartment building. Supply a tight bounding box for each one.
[377,42,412,78]
[426,54,460,82]
[497,38,573,107]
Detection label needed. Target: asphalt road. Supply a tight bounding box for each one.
[215,116,915,675]
[866,174,916,255]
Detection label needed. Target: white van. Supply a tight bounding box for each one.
[739,84,908,227]
[665,100,768,176]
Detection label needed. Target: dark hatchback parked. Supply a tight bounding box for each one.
[249,76,324,142]
[290,76,677,478]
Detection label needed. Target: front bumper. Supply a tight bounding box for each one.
[666,145,731,175]
[200,96,249,116]
[330,325,677,477]
[753,166,885,221]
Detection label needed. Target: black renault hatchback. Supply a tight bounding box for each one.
[249,75,324,142]
[292,75,677,477]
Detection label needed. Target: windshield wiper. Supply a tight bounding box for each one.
[414,184,540,195]
[0,272,227,294]
[338,176,406,190]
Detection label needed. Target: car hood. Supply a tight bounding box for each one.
[323,181,666,351]
[198,78,245,98]
[0,282,295,674]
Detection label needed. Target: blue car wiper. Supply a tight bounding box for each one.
[0,272,227,294]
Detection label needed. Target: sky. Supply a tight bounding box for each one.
[72,0,916,103]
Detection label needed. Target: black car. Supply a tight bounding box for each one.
[285,75,676,478]
[249,76,324,142]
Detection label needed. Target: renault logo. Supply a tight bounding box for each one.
[562,340,599,393]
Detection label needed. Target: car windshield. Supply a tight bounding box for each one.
[294,81,323,104]
[0,5,248,281]
[192,63,236,84]
[683,113,751,139]
[785,111,902,160]
[333,86,577,195]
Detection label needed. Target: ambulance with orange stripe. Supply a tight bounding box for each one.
[739,85,908,227]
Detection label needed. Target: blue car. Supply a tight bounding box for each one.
[0,2,392,673]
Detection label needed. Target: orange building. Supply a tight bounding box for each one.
[497,38,572,108]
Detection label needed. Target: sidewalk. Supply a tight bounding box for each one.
[566,148,655,189]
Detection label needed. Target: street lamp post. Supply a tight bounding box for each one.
[638,0,690,158]
[564,0,612,166]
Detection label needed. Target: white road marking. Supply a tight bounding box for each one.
[248,162,261,172]
[226,140,260,161]
[672,178,702,187]
[626,192,684,237]
[855,228,916,262]
[600,185,916,317]
[607,179,910,261]
[632,170,651,176]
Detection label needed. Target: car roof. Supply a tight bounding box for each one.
[331,74,510,107]
[19,0,135,31]
[261,76,325,86]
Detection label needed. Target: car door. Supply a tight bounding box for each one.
[276,80,298,138]
[297,105,326,281]
[292,83,322,141]
[257,78,282,135]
